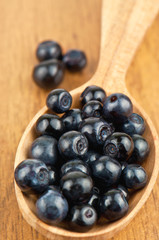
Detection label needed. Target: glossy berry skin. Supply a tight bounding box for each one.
[103,93,133,123]
[79,117,115,147]
[117,184,129,201]
[91,156,122,189]
[69,205,97,232]
[119,113,145,136]
[62,109,82,131]
[81,100,103,119]
[60,160,90,177]
[60,171,93,204]
[63,50,87,71]
[46,89,72,113]
[120,161,128,171]
[36,40,62,62]
[14,159,49,194]
[33,59,65,89]
[82,150,102,166]
[92,186,100,194]
[103,132,134,162]
[36,114,64,138]
[87,192,100,213]
[122,164,147,189]
[100,189,129,221]
[80,85,106,106]
[36,188,68,224]
[47,166,59,185]
[128,134,149,164]
[30,135,59,167]
[58,131,88,160]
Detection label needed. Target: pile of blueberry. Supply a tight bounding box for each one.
[14,86,149,232]
[33,40,87,89]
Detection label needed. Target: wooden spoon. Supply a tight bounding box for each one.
[14,0,159,239]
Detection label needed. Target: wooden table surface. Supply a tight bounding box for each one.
[0,0,159,239]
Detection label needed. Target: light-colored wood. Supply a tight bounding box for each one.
[14,0,159,240]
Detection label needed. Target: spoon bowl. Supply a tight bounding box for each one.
[14,0,159,239]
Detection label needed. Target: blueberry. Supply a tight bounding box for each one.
[122,164,147,189]
[100,189,129,221]
[36,40,62,61]
[118,113,145,135]
[120,161,128,171]
[80,85,106,106]
[103,132,134,162]
[60,171,93,204]
[87,192,100,213]
[33,59,65,89]
[63,50,87,71]
[82,150,102,166]
[69,205,97,232]
[81,100,103,119]
[14,159,49,194]
[128,134,149,164]
[91,156,122,190]
[46,89,72,113]
[29,135,59,166]
[79,117,115,147]
[117,184,129,201]
[103,93,133,123]
[61,160,90,177]
[62,109,82,131]
[47,166,59,185]
[92,186,100,194]
[36,114,64,138]
[36,188,68,224]
[58,131,88,160]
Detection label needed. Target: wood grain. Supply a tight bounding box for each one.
[0,0,159,239]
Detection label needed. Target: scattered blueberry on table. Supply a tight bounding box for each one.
[33,40,87,89]
[14,85,149,232]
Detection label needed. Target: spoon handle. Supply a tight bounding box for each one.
[91,0,159,92]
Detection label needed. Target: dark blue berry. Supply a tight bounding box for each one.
[82,150,102,166]
[33,59,65,89]
[120,161,128,171]
[87,192,100,213]
[103,93,133,123]
[91,156,122,189]
[63,50,86,71]
[81,100,103,119]
[80,85,106,105]
[14,159,49,194]
[119,113,145,135]
[103,132,134,162]
[58,131,88,160]
[36,40,62,61]
[60,171,93,204]
[117,184,129,201]
[60,160,90,177]
[46,89,72,113]
[62,109,82,131]
[69,205,97,232]
[29,135,59,166]
[121,164,147,189]
[36,188,68,224]
[36,114,64,138]
[128,134,149,164]
[92,186,100,194]
[47,166,59,185]
[79,117,115,147]
[100,189,129,221]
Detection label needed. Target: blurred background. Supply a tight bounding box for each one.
[0,0,159,239]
